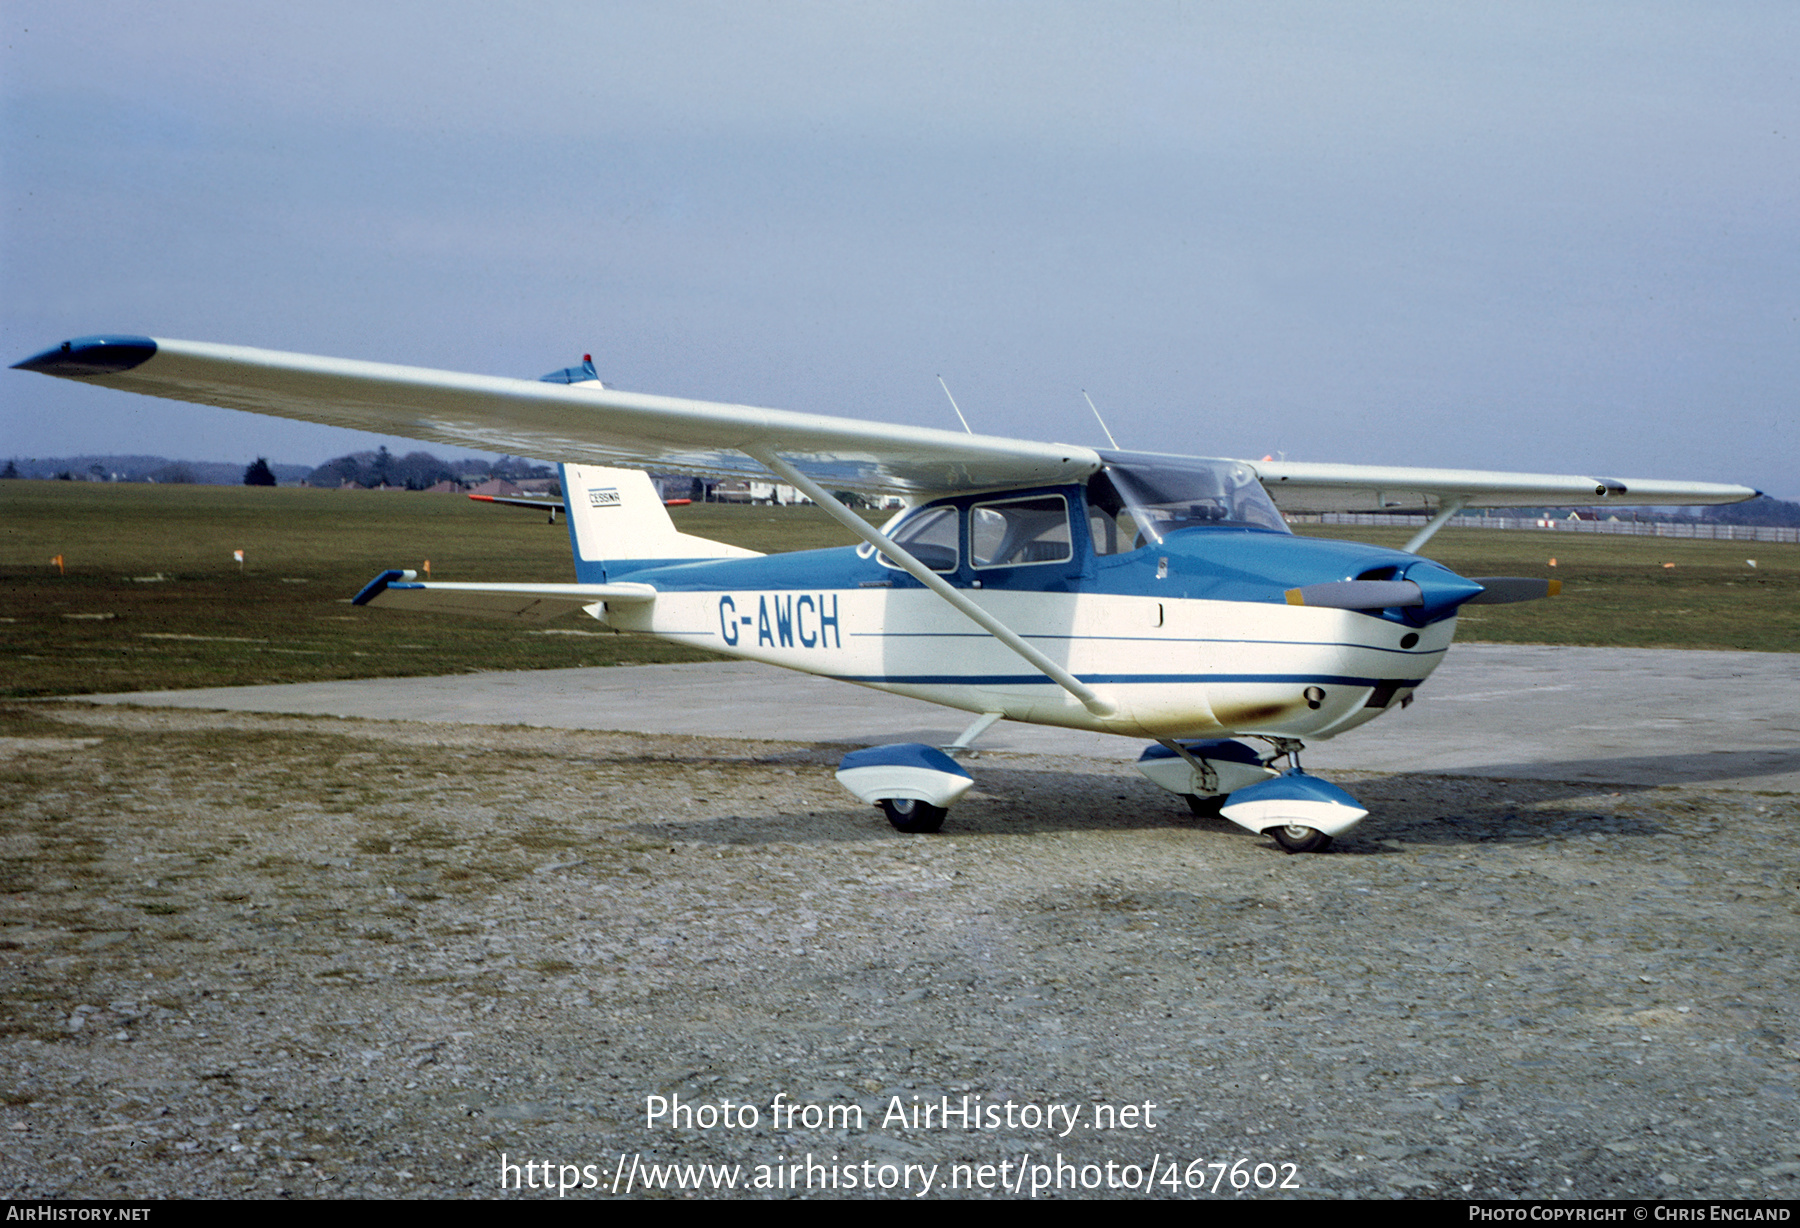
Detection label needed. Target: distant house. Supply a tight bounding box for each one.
[708,479,810,506]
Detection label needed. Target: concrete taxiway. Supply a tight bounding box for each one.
[77,644,1800,791]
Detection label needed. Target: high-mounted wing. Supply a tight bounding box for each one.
[15,335,1759,509]
[13,335,1097,496]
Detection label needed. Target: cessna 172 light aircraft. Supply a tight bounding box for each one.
[15,334,1759,851]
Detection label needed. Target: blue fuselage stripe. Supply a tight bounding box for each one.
[845,631,1445,657]
[829,673,1426,687]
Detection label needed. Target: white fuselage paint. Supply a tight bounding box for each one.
[600,587,1454,741]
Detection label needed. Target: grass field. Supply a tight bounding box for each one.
[3,480,1793,697]
[1301,521,1796,655]
[0,482,855,697]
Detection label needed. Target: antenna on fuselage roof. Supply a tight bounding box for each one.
[936,375,974,434]
[1082,390,1121,450]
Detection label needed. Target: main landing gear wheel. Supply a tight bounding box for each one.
[1269,824,1333,854]
[1184,794,1226,819]
[880,798,947,834]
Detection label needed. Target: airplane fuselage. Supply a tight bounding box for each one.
[596,487,1459,741]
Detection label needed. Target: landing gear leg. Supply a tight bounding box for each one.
[1256,737,1307,771]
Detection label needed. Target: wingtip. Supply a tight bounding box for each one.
[351,568,417,606]
[13,335,158,377]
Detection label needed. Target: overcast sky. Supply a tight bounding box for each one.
[3,3,1794,496]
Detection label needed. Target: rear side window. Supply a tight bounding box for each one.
[970,495,1071,568]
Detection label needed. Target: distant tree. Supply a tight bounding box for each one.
[243,457,278,486]
[392,450,456,490]
[489,453,554,480]
[305,449,461,489]
[1700,495,1800,528]
[150,463,196,484]
[306,452,372,487]
[1,459,17,480]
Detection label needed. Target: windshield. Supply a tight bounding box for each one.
[1090,454,1289,546]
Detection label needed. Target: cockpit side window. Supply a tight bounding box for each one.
[970,495,1072,568]
[875,503,960,572]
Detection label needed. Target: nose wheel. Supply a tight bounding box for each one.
[1269,823,1333,854]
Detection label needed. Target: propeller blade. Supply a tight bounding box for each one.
[1284,580,1424,609]
[1464,577,1563,605]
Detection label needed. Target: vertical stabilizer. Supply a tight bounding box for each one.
[560,465,761,581]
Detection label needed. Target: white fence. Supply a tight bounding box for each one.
[1291,513,1799,545]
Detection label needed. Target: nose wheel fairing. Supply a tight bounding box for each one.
[1214,771,1369,840]
[1134,738,1369,851]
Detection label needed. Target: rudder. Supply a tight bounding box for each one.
[560,465,760,581]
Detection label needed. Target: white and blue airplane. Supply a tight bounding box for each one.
[14,334,1759,851]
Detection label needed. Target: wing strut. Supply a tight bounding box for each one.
[747,449,1118,719]
[1402,496,1467,554]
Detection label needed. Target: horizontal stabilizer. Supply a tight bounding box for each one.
[469,493,561,512]
[351,569,654,623]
